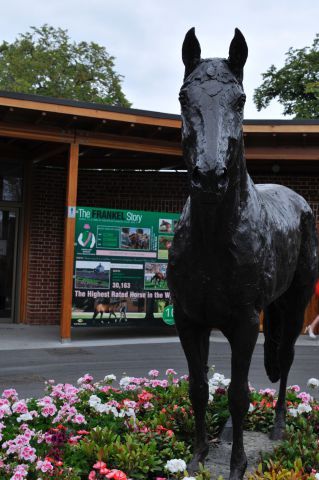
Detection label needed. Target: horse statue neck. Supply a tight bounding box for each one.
[188,136,253,242]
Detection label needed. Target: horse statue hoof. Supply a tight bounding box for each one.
[229,459,247,480]
[187,447,209,474]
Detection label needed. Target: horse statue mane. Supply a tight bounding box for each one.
[167,27,318,480]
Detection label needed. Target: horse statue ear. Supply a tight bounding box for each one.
[182,27,201,80]
[228,28,248,81]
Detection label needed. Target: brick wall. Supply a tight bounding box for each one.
[27,167,66,324]
[26,167,319,325]
[77,170,189,213]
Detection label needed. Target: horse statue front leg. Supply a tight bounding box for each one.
[224,313,259,480]
[175,307,211,472]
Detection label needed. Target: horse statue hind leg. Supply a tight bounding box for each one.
[264,224,317,440]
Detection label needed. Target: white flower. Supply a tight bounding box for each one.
[248,403,255,413]
[104,374,116,382]
[307,378,319,389]
[211,373,224,383]
[119,376,133,387]
[297,403,312,414]
[17,412,33,422]
[210,373,231,388]
[182,477,196,480]
[88,395,101,407]
[288,408,298,417]
[165,459,187,473]
[314,473,319,480]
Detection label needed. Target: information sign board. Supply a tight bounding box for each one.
[72,207,179,327]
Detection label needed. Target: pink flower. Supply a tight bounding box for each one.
[100,385,113,393]
[41,404,57,417]
[12,401,29,414]
[77,373,94,385]
[19,445,37,462]
[297,392,313,403]
[2,388,18,400]
[289,385,301,392]
[68,435,81,444]
[36,459,54,472]
[73,414,86,424]
[10,464,28,479]
[89,471,97,480]
[166,369,177,375]
[148,369,160,377]
[93,461,107,469]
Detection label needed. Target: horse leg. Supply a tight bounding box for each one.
[263,303,282,383]
[270,298,307,440]
[176,311,211,473]
[225,314,259,480]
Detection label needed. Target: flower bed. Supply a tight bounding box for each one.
[0,369,318,479]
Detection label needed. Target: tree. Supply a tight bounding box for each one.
[0,25,131,107]
[253,34,319,118]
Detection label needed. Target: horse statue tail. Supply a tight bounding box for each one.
[263,304,283,383]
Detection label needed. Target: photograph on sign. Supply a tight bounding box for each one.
[75,260,110,289]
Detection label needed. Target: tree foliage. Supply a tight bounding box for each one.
[253,34,319,118]
[0,25,131,107]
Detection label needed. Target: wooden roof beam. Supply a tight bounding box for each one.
[0,97,181,129]
[0,121,182,156]
[244,124,319,134]
[245,147,319,161]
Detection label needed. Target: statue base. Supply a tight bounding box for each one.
[206,430,279,477]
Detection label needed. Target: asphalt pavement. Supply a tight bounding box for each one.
[0,323,318,399]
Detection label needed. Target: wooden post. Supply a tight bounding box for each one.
[20,159,33,323]
[60,143,79,342]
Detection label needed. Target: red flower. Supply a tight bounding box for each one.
[138,390,154,402]
[106,469,128,480]
[156,425,167,434]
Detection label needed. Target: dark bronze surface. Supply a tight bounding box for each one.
[167,27,318,479]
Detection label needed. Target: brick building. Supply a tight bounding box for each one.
[0,91,318,340]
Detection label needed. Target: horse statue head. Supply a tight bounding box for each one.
[180,28,248,202]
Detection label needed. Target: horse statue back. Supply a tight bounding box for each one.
[167,27,318,480]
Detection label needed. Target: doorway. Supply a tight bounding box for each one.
[0,207,19,321]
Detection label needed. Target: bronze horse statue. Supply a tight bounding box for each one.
[167,27,318,480]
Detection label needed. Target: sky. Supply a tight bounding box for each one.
[0,0,318,119]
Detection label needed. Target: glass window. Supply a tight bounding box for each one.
[0,160,23,202]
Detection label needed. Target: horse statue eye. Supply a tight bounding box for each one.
[179,91,188,106]
[234,94,246,111]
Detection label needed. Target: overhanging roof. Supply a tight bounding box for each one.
[0,91,318,173]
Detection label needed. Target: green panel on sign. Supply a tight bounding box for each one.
[97,227,119,248]
[162,305,175,326]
